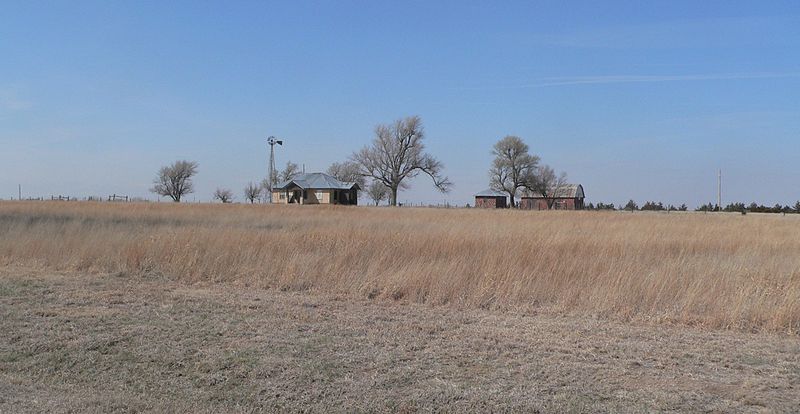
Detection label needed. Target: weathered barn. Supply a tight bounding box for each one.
[519,184,585,210]
[474,189,508,208]
[272,172,360,205]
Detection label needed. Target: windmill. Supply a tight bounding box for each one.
[267,136,283,202]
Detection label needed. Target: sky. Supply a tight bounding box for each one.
[2,1,799,206]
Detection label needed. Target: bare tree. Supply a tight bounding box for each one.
[243,182,261,204]
[366,180,388,206]
[260,178,271,202]
[213,188,234,203]
[526,165,568,209]
[489,136,539,208]
[150,160,198,202]
[352,116,451,206]
[279,161,300,183]
[327,161,366,189]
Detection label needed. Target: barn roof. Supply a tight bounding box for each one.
[274,172,360,191]
[474,189,507,197]
[524,184,584,199]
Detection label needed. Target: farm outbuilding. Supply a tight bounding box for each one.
[272,172,360,205]
[474,189,508,208]
[519,184,585,210]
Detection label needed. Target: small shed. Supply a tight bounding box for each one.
[519,184,585,210]
[474,189,508,208]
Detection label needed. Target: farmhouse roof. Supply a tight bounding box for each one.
[474,188,507,197]
[524,184,584,199]
[274,172,360,191]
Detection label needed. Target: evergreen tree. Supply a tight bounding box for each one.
[723,202,746,213]
[623,200,638,211]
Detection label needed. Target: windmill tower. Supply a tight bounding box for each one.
[267,136,283,202]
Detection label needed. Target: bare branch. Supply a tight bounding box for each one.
[243,182,261,204]
[366,180,388,206]
[149,160,198,202]
[279,161,300,183]
[213,188,234,203]
[488,136,539,208]
[350,116,450,206]
[526,165,569,209]
[327,161,366,189]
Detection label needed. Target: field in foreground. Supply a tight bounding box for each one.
[2,267,799,413]
[1,201,799,332]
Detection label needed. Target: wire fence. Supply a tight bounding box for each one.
[2,195,155,203]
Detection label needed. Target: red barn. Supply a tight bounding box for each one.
[474,189,508,208]
[519,184,585,210]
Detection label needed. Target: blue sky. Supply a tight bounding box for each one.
[2,1,799,206]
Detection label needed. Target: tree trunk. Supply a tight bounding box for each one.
[390,186,398,206]
[508,192,515,208]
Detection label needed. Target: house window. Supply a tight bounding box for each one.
[279,192,286,200]
[315,191,324,201]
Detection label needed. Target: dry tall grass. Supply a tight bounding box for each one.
[1,202,798,333]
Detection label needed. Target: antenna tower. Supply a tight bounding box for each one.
[718,169,722,211]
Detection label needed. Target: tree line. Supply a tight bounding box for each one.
[152,115,571,206]
[151,115,579,206]
[582,200,800,214]
[149,115,795,212]
[697,202,800,214]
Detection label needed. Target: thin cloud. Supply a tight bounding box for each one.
[461,72,800,90]
[531,73,800,87]
[525,15,800,49]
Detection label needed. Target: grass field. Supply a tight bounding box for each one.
[1,201,798,333]
[2,267,799,412]
[2,202,800,412]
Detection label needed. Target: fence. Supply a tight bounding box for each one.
[3,195,149,202]
[107,194,129,202]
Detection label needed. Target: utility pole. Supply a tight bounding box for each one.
[267,136,283,203]
[718,169,722,212]
[18,184,21,201]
